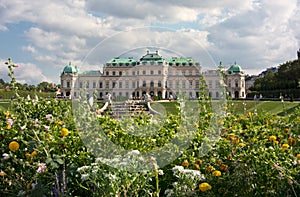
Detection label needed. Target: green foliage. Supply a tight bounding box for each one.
[253,59,300,98]
[1,58,300,196]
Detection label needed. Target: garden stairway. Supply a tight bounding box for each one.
[109,100,150,119]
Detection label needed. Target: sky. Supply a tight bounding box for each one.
[0,0,299,85]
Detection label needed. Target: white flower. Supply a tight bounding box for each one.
[172,165,184,172]
[77,165,90,173]
[81,174,89,181]
[2,153,9,160]
[131,150,140,155]
[36,163,47,173]
[158,169,164,175]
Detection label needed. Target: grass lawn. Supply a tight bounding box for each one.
[1,98,299,116]
[151,100,300,116]
[227,100,300,115]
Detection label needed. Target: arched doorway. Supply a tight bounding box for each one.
[235,91,239,99]
[150,91,154,96]
[158,91,162,99]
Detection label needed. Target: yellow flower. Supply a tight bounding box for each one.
[25,153,31,159]
[288,137,296,146]
[26,183,32,190]
[193,164,199,170]
[212,170,222,177]
[199,182,212,192]
[0,171,6,177]
[284,128,289,133]
[9,141,20,151]
[6,124,11,129]
[297,154,300,159]
[182,160,189,167]
[31,150,38,157]
[231,137,239,144]
[57,120,63,125]
[61,128,69,136]
[282,144,289,149]
[238,143,246,147]
[220,164,228,171]
[4,111,10,117]
[206,165,213,172]
[195,159,203,165]
[269,136,277,141]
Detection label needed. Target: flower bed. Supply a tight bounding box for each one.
[1,59,299,196]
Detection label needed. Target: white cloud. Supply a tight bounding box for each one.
[0,0,299,85]
[0,59,51,85]
[206,0,299,73]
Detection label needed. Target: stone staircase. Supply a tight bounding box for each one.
[108,100,150,119]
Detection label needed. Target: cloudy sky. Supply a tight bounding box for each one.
[0,0,299,85]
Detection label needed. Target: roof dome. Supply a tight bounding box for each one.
[226,62,243,74]
[62,62,78,74]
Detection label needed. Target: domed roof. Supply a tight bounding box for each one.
[62,62,78,74]
[226,62,243,74]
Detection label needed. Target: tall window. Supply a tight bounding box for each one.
[86,81,89,88]
[66,81,70,88]
[119,81,122,88]
[196,80,199,89]
[99,82,103,88]
[125,81,129,88]
[112,82,116,88]
[79,82,83,88]
[106,71,109,76]
[150,70,154,75]
[119,71,122,76]
[189,80,193,88]
[132,81,135,88]
[158,81,162,87]
[150,81,154,87]
[235,79,238,88]
[143,81,146,87]
[106,81,109,89]
[93,82,96,88]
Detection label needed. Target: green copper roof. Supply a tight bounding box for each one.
[226,62,243,74]
[62,62,79,74]
[168,57,199,66]
[140,51,164,62]
[106,57,137,66]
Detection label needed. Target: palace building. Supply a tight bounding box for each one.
[60,51,246,100]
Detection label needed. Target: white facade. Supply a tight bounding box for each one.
[60,52,247,100]
[60,51,202,100]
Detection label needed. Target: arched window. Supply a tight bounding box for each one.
[150,81,154,87]
[158,80,162,87]
[235,79,238,88]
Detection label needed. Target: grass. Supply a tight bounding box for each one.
[1,98,299,116]
[227,100,300,115]
[151,100,300,116]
